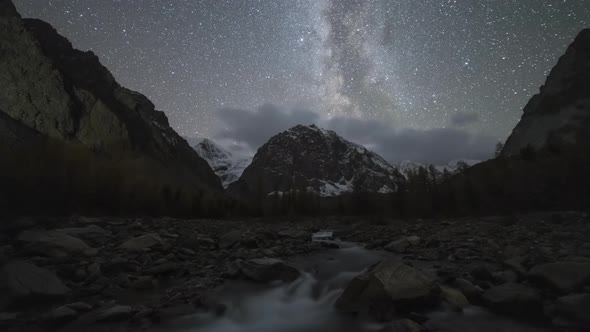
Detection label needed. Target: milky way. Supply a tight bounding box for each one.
[13,0,590,143]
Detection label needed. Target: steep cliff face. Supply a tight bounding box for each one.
[502,29,590,156]
[228,125,405,197]
[0,1,222,192]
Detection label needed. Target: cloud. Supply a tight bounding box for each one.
[213,104,495,165]
[451,112,480,127]
[214,103,319,154]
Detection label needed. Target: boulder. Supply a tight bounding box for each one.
[219,230,241,249]
[0,261,69,308]
[55,225,110,238]
[18,230,97,256]
[235,258,300,283]
[481,283,543,318]
[379,319,424,332]
[440,286,469,311]
[335,260,439,320]
[385,238,410,253]
[119,233,162,251]
[528,262,590,293]
[406,236,421,246]
[46,306,78,324]
[452,278,482,302]
[551,293,590,325]
[95,305,133,322]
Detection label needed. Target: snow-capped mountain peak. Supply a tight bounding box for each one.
[228,124,405,197]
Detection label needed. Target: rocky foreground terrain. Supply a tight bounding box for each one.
[0,212,589,331]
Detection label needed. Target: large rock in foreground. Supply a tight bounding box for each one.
[335,260,439,321]
[0,261,70,309]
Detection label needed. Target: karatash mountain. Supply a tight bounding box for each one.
[502,29,590,156]
[193,139,251,188]
[0,1,222,197]
[228,124,405,197]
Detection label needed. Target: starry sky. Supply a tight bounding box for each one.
[13,0,590,163]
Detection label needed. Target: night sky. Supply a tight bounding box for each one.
[13,1,590,163]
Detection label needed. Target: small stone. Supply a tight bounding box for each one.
[46,306,77,324]
[95,305,133,322]
[219,230,241,249]
[119,234,162,251]
[129,276,156,290]
[145,262,178,275]
[379,319,424,332]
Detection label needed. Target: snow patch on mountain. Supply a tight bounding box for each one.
[193,139,251,188]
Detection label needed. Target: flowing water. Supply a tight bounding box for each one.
[153,240,554,332]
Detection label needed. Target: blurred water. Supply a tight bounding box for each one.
[153,242,554,332]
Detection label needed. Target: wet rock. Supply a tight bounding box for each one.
[55,225,110,238]
[95,305,133,323]
[440,286,469,311]
[379,318,425,332]
[129,276,156,290]
[179,233,215,250]
[145,262,178,275]
[46,305,77,324]
[452,278,482,302]
[493,270,519,284]
[119,233,162,251]
[552,293,590,326]
[528,262,590,293]
[278,229,307,239]
[235,258,300,283]
[219,230,241,249]
[18,230,97,256]
[503,256,528,277]
[471,265,494,281]
[66,302,92,312]
[335,260,438,320]
[406,235,421,246]
[0,261,69,308]
[481,283,543,318]
[385,238,410,253]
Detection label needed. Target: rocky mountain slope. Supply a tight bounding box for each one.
[228,124,405,197]
[193,139,251,188]
[502,29,590,156]
[0,0,221,194]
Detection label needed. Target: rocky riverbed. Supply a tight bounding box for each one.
[0,212,589,331]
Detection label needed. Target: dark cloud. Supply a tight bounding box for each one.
[214,103,319,151]
[214,104,495,165]
[451,112,480,127]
